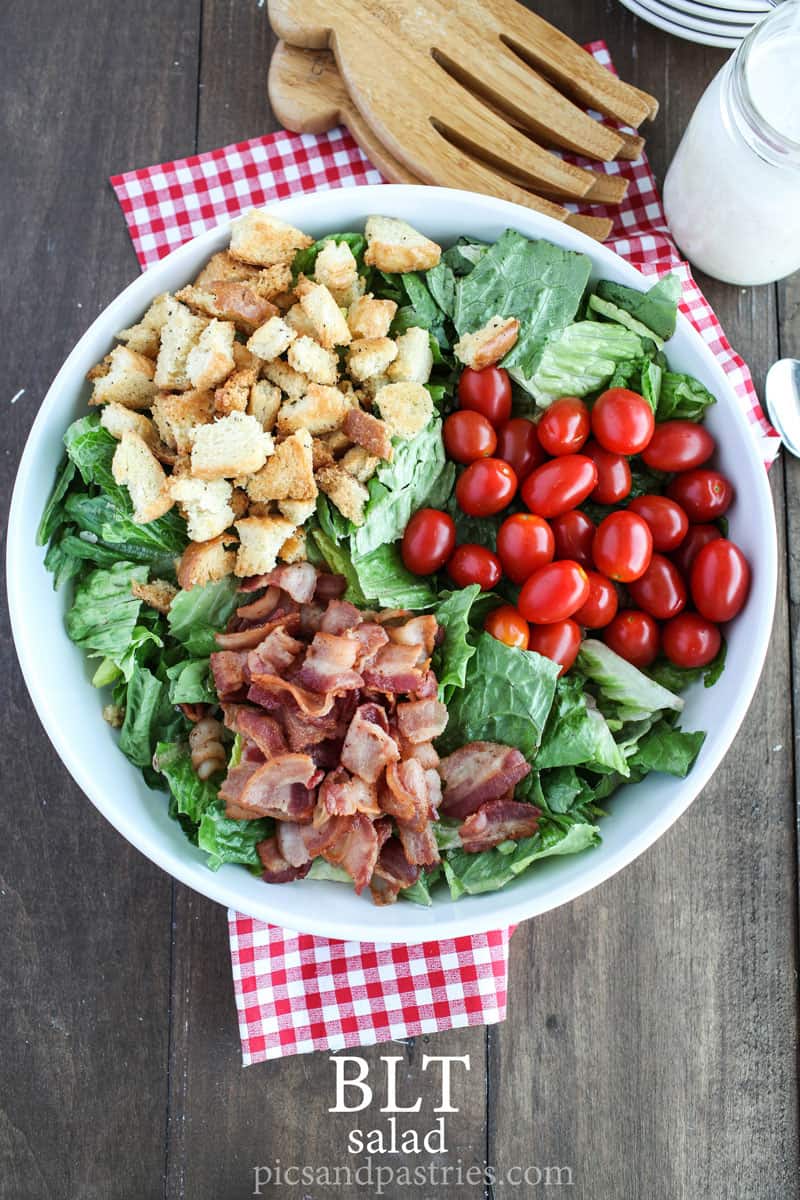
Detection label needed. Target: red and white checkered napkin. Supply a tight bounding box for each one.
[111,41,779,1065]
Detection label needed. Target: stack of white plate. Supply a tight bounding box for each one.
[617,0,774,48]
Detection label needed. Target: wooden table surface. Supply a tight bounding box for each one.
[1,2,798,1196]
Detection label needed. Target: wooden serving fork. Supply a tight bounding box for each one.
[268,41,615,241]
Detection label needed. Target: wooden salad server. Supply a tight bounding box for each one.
[268,41,614,241]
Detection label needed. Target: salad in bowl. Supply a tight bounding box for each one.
[32,201,755,910]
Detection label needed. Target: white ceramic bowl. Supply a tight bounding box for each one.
[7,185,777,942]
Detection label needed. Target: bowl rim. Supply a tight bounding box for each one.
[7,184,778,941]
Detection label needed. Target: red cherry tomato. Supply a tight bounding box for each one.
[583,439,632,505]
[447,544,503,592]
[495,417,545,481]
[521,455,598,519]
[671,523,722,578]
[628,494,689,552]
[592,511,653,583]
[400,509,456,575]
[537,398,590,456]
[662,612,722,669]
[628,553,687,620]
[443,410,497,464]
[550,510,595,568]
[666,469,733,522]
[690,538,751,622]
[528,619,582,676]
[573,570,619,629]
[455,458,517,517]
[518,560,590,624]
[603,610,660,668]
[484,605,530,650]
[458,365,512,426]
[591,388,655,455]
[496,513,555,585]
[642,420,716,472]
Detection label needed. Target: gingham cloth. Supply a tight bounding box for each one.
[111,41,779,1065]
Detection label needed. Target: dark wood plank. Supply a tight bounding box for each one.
[488,5,799,1197]
[0,1,201,1196]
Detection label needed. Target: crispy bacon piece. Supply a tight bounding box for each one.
[219,761,261,818]
[341,704,400,783]
[344,406,393,460]
[346,621,389,668]
[210,649,249,699]
[314,572,348,601]
[322,812,380,894]
[292,632,364,695]
[425,767,442,815]
[396,699,448,744]
[398,739,440,770]
[263,562,318,604]
[320,768,377,816]
[396,819,440,869]
[222,705,287,759]
[361,642,425,694]
[385,615,438,659]
[370,837,421,905]
[247,627,304,679]
[320,599,363,635]
[379,759,429,830]
[246,674,336,717]
[214,611,301,650]
[438,741,531,820]
[458,799,541,853]
[236,585,281,622]
[257,836,312,883]
[409,670,438,700]
[237,753,318,821]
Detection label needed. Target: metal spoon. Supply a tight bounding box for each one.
[765,358,800,458]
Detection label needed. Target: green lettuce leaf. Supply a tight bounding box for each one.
[63,415,119,491]
[352,543,436,609]
[292,231,366,279]
[37,456,77,546]
[64,492,186,563]
[577,640,684,718]
[525,321,643,407]
[627,721,705,777]
[167,576,241,655]
[424,261,457,317]
[154,741,220,823]
[442,815,600,898]
[166,658,215,705]
[198,802,271,871]
[656,371,717,422]
[309,527,367,605]
[120,667,170,768]
[596,274,681,341]
[442,238,489,275]
[432,585,483,700]
[536,676,629,776]
[65,561,147,663]
[588,293,665,349]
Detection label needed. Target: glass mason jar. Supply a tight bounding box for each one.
[663,1,800,286]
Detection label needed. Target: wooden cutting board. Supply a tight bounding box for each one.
[268,41,616,241]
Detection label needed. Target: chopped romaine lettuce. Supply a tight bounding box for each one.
[198,802,271,871]
[524,321,643,407]
[588,293,665,349]
[577,639,684,717]
[167,577,241,656]
[536,676,629,776]
[65,561,147,664]
[595,274,681,341]
[351,543,437,609]
[656,371,716,422]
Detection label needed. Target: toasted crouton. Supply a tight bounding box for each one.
[154,303,209,391]
[278,528,307,564]
[177,533,237,590]
[169,476,235,542]
[230,487,249,520]
[190,411,274,481]
[312,438,335,471]
[89,345,158,411]
[229,209,313,267]
[454,316,520,370]
[360,373,390,403]
[321,429,352,456]
[248,380,282,430]
[314,239,358,292]
[287,336,338,385]
[284,303,318,339]
[193,251,260,288]
[343,407,393,461]
[176,281,277,335]
[277,384,347,436]
[340,445,380,483]
[364,216,441,273]
[296,278,351,349]
[100,402,157,447]
[247,315,296,361]
[246,429,316,502]
[347,337,398,382]
[347,294,397,340]
[215,365,259,417]
[131,578,177,614]
[374,382,433,440]
[186,319,236,391]
[330,275,366,310]
[261,358,309,400]
[316,466,369,527]
[151,390,214,454]
[387,326,433,384]
[250,262,294,299]
[116,293,181,358]
[278,497,318,525]
[234,515,296,577]
[112,431,174,523]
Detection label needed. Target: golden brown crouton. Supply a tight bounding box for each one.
[100,402,158,447]
[168,476,235,542]
[374,382,433,440]
[131,578,178,614]
[187,319,237,391]
[176,281,277,335]
[347,337,398,382]
[234,515,296,577]
[340,445,380,483]
[190,411,274,480]
[112,431,174,523]
[387,326,433,384]
[154,303,209,391]
[261,358,309,400]
[151,390,214,454]
[287,336,338,386]
[247,315,296,361]
[316,465,369,527]
[343,407,393,461]
[312,438,336,471]
[330,275,366,310]
[454,316,520,370]
[314,239,358,292]
[232,342,261,372]
[116,293,180,358]
[321,429,352,456]
[283,302,318,340]
[229,209,313,268]
[250,262,294,299]
[246,429,316,502]
[364,216,441,273]
[277,384,347,436]
[214,365,259,417]
[296,278,351,349]
[278,528,307,564]
[248,380,282,430]
[278,497,318,525]
[89,345,158,411]
[347,294,397,340]
[176,533,237,590]
[230,487,250,520]
[193,251,260,288]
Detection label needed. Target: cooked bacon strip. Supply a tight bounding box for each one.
[222,705,287,758]
[425,767,442,815]
[385,615,438,659]
[396,819,440,868]
[438,741,531,820]
[410,670,438,700]
[210,649,249,699]
[220,761,261,818]
[398,739,440,770]
[458,798,540,853]
[246,674,336,717]
[215,611,301,650]
[370,837,421,905]
[380,758,429,830]
[264,562,318,603]
[292,632,364,695]
[314,572,348,601]
[178,702,210,724]
[275,821,312,869]
[346,621,389,668]
[341,704,400,783]
[236,585,281,622]
[396,698,448,744]
[322,812,380,894]
[247,626,304,679]
[257,836,312,883]
[320,599,363,635]
[361,642,425,694]
[344,406,393,460]
[320,767,377,816]
[237,753,318,821]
